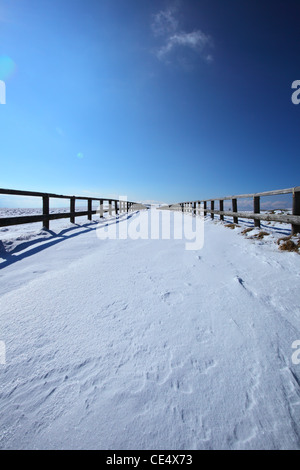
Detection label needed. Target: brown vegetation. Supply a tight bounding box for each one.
[251,231,270,240]
[225,223,240,229]
[279,240,299,252]
[241,227,253,235]
[277,236,291,245]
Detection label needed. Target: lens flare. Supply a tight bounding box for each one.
[0,55,16,80]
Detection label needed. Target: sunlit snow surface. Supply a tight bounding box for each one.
[0,208,299,450]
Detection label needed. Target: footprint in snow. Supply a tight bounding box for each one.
[160,291,183,305]
[235,276,245,288]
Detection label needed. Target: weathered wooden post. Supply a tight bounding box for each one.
[43,195,49,230]
[108,200,112,216]
[292,189,300,235]
[115,200,118,215]
[200,201,204,217]
[203,201,207,217]
[100,199,104,218]
[254,196,261,228]
[211,201,214,220]
[232,198,238,224]
[70,197,75,223]
[87,199,92,221]
[219,200,224,222]
[193,201,196,216]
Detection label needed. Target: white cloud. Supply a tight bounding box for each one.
[157,30,212,60]
[151,8,178,37]
[151,7,213,65]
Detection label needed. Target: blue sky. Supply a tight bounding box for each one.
[0,0,300,206]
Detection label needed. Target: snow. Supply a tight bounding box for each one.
[0,208,300,450]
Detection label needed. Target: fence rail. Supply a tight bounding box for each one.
[0,188,137,230]
[170,186,300,235]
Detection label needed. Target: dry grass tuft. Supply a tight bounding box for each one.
[251,231,270,240]
[241,227,253,235]
[279,240,299,252]
[225,223,240,229]
[277,236,300,253]
[277,236,292,245]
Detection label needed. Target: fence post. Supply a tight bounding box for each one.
[87,199,92,221]
[193,201,196,216]
[219,200,224,222]
[204,201,207,217]
[254,196,261,228]
[232,198,238,224]
[211,201,214,219]
[115,200,118,215]
[43,195,49,230]
[70,197,75,224]
[292,190,300,235]
[99,199,104,218]
[108,200,112,216]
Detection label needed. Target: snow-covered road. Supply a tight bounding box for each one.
[0,209,299,449]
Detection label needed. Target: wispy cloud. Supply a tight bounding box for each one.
[151,7,213,65]
[157,30,212,61]
[151,8,178,37]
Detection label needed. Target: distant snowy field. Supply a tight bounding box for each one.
[0,208,299,450]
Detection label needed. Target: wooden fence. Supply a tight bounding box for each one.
[0,188,138,230]
[171,186,300,235]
